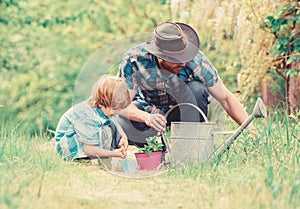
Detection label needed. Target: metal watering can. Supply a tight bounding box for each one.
[160,98,267,167]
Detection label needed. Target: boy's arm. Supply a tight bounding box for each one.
[114,122,128,151]
[83,144,125,158]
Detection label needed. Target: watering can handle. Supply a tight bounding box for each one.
[164,103,209,122]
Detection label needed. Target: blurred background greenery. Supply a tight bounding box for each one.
[0,0,299,135]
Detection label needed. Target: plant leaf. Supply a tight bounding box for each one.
[286,55,300,65]
[286,69,300,77]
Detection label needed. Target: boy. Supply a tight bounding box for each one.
[55,75,131,161]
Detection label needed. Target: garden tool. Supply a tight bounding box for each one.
[162,98,266,167]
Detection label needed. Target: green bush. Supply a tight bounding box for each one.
[0,0,170,134]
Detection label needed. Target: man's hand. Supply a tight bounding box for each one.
[145,113,167,132]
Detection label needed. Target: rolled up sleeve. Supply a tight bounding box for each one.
[74,118,102,145]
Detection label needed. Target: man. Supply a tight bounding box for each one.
[117,21,255,146]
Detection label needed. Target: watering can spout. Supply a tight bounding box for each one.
[252,98,266,118]
[208,97,266,162]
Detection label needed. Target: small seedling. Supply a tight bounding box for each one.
[137,135,164,157]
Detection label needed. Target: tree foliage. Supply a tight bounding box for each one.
[0,0,170,134]
[170,0,299,108]
[1,0,298,134]
[262,1,300,113]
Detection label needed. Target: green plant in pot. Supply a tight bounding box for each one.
[138,136,164,156]
[134,136,164,170]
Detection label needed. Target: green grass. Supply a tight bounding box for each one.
[0,109,299,209]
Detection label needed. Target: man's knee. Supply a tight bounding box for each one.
[187,81,209,101]
[115,115,157,145]
[186,81,209,120]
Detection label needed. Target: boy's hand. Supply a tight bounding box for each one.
[118,136,128,153]
[114,148,126,159]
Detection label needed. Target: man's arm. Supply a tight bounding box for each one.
[208,79,255,130]
[118,89,167,131]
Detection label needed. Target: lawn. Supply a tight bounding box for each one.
[0,108,299,209]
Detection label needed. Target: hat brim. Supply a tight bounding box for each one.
[142,22,200,63]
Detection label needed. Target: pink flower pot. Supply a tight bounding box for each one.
[134,151,163,170]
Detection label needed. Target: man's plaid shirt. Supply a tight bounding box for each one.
[118,45,219,114]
